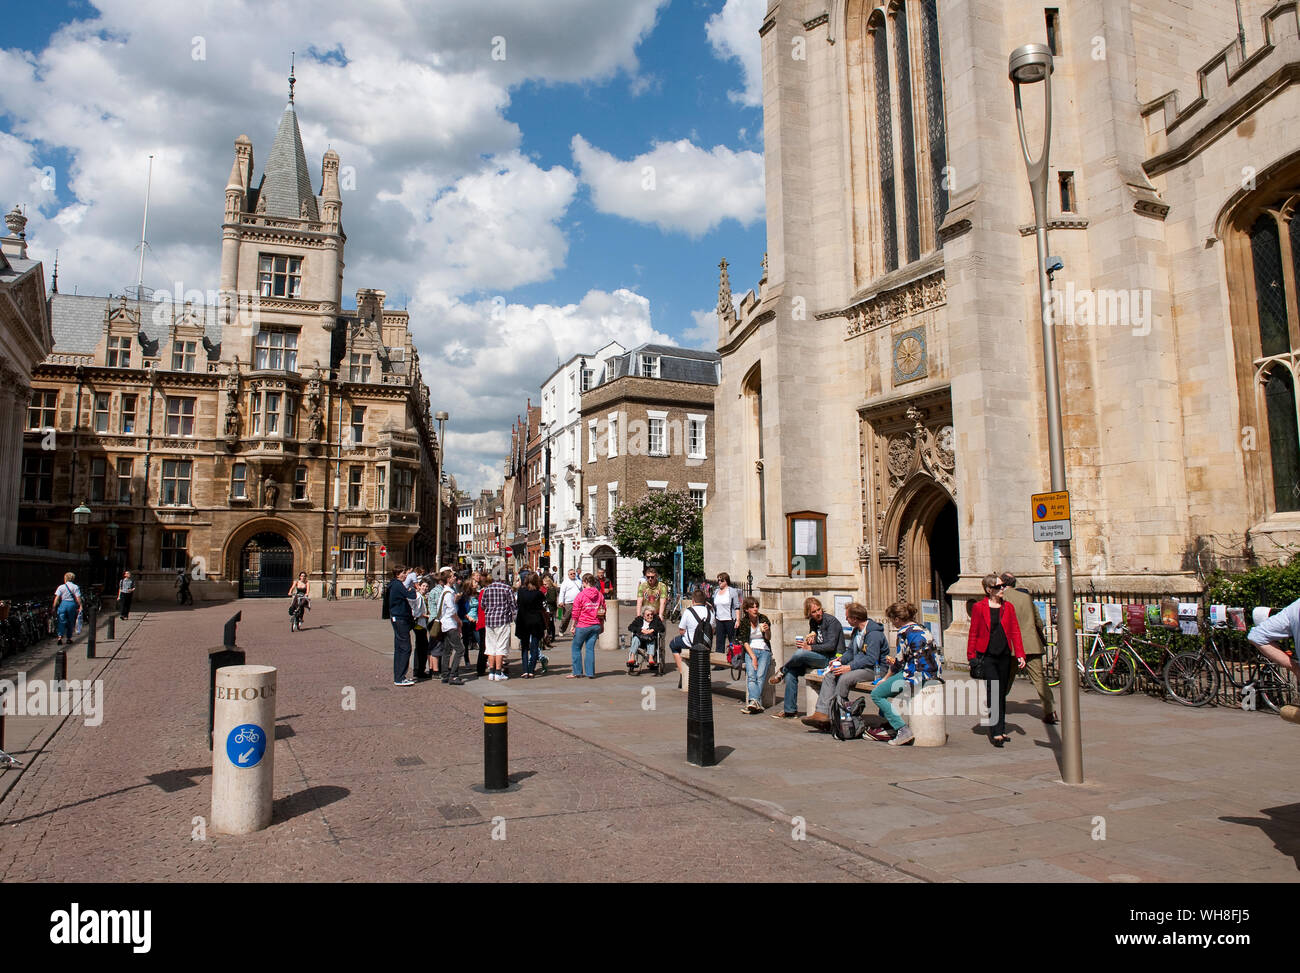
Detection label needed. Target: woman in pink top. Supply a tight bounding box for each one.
[569,574,605,678]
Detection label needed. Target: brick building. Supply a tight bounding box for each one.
[579,343,718,597]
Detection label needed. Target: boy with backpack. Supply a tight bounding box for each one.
[867,601,942,746]
[670,590,713,691]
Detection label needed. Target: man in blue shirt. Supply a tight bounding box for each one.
[388,565,416,686]
[1247,598,1300,679]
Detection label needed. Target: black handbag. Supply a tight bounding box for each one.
[969,652,989,680]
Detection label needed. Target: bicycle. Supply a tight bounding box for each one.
[234,727,260,744]
[1081,621,1180,696]
[289,595,308,633]
[1164,630,1298,712]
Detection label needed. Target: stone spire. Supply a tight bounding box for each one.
[717,258,735,322]
[256,93,319,221]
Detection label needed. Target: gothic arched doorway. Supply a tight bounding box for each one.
[240,532,294,597]
[889,481,959,623]
[590,544,618,598]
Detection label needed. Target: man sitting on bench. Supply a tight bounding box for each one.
[768,597,845,720]
[801,602,886,730]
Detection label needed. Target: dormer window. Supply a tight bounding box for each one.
[349,353,372,383]
[171,340,198,372]
[258,254,303,298]
[106,335,132,367]
[254,329,298,371]
[640,355,660,378]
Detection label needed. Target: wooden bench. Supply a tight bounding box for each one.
[679,648,776,708]
[802,671,876,716]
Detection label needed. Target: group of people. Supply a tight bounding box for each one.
[385,564,621,686]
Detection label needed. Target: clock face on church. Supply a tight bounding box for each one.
[892,328,926,385]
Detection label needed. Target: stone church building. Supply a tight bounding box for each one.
[20,80,441,600]
[706,0,1300,651]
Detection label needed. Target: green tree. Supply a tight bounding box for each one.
[609,490,703,579]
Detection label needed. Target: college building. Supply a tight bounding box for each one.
[705,0,1300,649]
[18,82,444,600]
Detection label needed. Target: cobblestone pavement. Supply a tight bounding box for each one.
[0,599,912,882]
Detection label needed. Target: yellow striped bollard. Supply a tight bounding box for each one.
[484,700,508,790]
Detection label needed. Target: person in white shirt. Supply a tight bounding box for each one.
[712,572,741,657]
[436,577,467,685]
[557,568,582,635]
[669,590,713,690]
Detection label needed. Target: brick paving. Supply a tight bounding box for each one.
[0,599,910,882]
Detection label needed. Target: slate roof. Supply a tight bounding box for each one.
[596,341,720,387]
[47,293,222,356]
[0,254,39,285]
[255,102,319,221]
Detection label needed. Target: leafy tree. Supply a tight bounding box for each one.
[609,490,703,579]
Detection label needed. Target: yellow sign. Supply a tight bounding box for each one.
[1031,491,1070,522]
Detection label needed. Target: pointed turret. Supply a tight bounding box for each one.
[321,148,342,228]
[717,258,736,323]
[256,100,319,221]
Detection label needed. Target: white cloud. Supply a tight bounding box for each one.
[571,134,764,237]
[682,308,720,350]
[705,0,767,108]
[412,288,674,492]
[0,0,670,495]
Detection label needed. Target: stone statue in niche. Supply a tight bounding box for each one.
[262,476,279,509]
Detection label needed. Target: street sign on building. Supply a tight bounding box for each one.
[1031,490,1072,542]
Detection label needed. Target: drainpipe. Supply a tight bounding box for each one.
[67,365,85,552]
[139,365,157,570]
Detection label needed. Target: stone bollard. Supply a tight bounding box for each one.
[910,681,947,746]
[211,664,277,834]
[598,606,619,654]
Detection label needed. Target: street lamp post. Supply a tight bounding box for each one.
[541,421,552,572]
[434,410,449,569]
[1009,43,1082,784]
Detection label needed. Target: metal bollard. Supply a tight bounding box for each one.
[211,664,277,834]
[85,605,96,659]
[483,700,508,790]
[381,589,390,620]
[54,650,67,682]
[686,642,716,766]
[105,613,115,641]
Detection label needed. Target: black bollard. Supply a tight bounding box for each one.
[86,605,97,659]
[105,612,116,641]
[381,585,390,620]
[686,641,716,766]
[209,612,246,750]
[54,650,67,682]
[483,700,508,790]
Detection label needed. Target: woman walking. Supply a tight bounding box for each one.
[712,572,741,658]
[569,573,605,678]
[967,573,1028,747]
[541,573,558,647]
[458,579,484,678]
[515,574,547,678]
[52,572,82,645]
[735,595,772,714]
[437,575,467,685]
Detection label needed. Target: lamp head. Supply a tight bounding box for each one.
[73,501,92,526]
[1009,44,1053,84]
[435,410,449,422]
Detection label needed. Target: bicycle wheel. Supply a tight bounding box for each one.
[1257,665,1298,713]
[1086,646,1134,694]
[1045,641,1060,688]
[1162,651,1218,706]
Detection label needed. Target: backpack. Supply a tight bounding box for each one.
[829,696,868,740]
[689,605,714,650]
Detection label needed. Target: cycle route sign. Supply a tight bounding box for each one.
[225,723,267,769]
[1031,490,1071,542]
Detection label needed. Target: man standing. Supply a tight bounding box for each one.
[768,597,845,719]
[117,570,135,620]
[388,566,416,686]
[636,568,668,618]
[557,568,581,635]
[480,573,517,681]
[1000,572,1057,724]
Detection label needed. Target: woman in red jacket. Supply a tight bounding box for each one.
[967,573,1027,747]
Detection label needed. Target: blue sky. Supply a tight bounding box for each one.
[0,0,769,491]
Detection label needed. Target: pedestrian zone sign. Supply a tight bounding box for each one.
[1031,490,1071,542]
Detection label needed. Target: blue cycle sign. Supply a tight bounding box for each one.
[225,723,266,768]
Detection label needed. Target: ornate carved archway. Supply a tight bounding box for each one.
[858,390,957,613]
[220,515,312,587]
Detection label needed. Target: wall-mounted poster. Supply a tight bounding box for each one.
[920,599,943,647]
[1103,603,1124,631]
[1228,608,1247,631]
[1160,598,1179,629]
[1178,601,1199,636]
[1125,604,1146,635]
[785,511,827,577]
[1208,604,1228,628]
[1082,602,1104,632]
